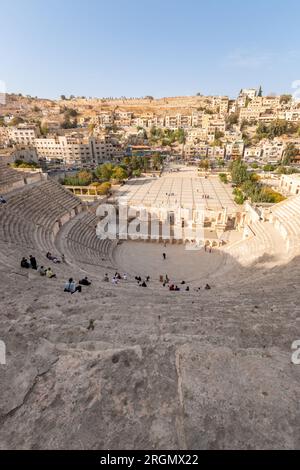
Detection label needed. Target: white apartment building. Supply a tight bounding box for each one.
[208,120,226,134]
[207,146,225,159]
[240,88,258,100]
[191,112,204,127]
[239,108,260,122]
[212,96,229,114]
[98,113,114,126]
[226,140,245,159]
[34,135,118,167]
[165,114,192,129]
[262,96,281,109]
[186,128,206,143]
[185,144,210,159]
[247,97,264,110]
[165,116,178,129]
[279,174,300,196]
[261,140,285,164]
[257,113,277,123]
[284,110,300,122]
[8,125,40,146]
[147,117,165,128]
[244,147,262,160]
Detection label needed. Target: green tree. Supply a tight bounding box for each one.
[112,166,128,182]
[219,173,228,184]
[282,143,298,165]
[230,159,249,185]
[226,113,239,129]
[77,171,93,185]
[95,163,114,181]
[8,117,24,126]
[263,164,275,172]
[96,182,111,195]
[198,159,209,171]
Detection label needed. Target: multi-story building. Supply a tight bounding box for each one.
[213,96,229,114]
[34,135,119,167]
[207,146,225,159]
[240,88,258,100]
[226,140,245,160]
[244,147,262,160]
[239,108,260,123]
[262,96,281,109]
[279,174,300,196]
[247,96,264,110]
[284,110,300,123]
[178,115,192,128]
[257,113,277,123]
[261,140,286,164]
[8,125,40,146]
[191,111,204,127]
[11,146,39,164]
[164,114,192,129]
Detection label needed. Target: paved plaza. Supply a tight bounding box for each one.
[116,169,238,213]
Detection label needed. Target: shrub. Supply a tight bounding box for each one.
[219,173,228,184]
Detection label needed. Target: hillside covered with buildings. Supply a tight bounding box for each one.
[1,88,300,174]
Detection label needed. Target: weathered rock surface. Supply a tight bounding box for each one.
[0,258,300,449]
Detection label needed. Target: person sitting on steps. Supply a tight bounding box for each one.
[79,276,91,286]
[46,267,56,279]
[21,257,30,269]
[64,278,81,294]
[38,266,46,276]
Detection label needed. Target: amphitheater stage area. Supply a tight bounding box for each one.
[115,169,238,213]
[114,240,227,284]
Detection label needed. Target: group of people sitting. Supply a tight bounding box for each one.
[160,275,190,292]
[135,275,150,287]
[20,253,92,292]
[64,276,92,294]
[21,256,57,278]
[103,272,128,285]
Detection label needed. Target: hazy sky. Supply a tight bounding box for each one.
[1,0,300,99]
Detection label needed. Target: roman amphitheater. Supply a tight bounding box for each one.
[0,160,300,450]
